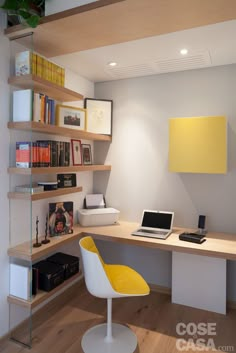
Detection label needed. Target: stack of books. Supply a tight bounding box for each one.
[15,50,65,87]
[16,140,70,168]
[13,89,56,124]
[15,184,44,193]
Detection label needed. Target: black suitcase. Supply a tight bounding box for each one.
[47,252,79,280]
[33,260,64,292]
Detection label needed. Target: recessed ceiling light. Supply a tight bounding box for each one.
[180,48,188,55]
[108,61,117,67]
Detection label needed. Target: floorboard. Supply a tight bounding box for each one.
[1,283,236,353]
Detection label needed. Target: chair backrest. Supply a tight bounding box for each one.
[79,236,117,298]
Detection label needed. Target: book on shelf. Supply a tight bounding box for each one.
[33,92,41,122]
[15,51,37,76]
[48,98,55,125]
[15,184,44,193]
[13,90,56,124]
[15,50,65,86]
[16,141,31,168]
[10,263,31,300]
[64,142,70,166]
[59,141,65,166]
[15,140,70,168]
[40,94,46,123]
[49,140,57,167]
[13,89,33,122]
[37,140,51,167]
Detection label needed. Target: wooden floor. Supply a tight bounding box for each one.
[1,281,236,353]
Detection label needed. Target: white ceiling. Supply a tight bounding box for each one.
[53,19,236,83]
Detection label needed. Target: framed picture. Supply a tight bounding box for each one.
[56,104,86,130]
[49,201,73,236]
[71,139,82,165]
[84,98,113,135]
[82,144,92,165]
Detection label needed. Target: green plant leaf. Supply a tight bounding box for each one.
[18,9,30,19]
[26,14,40,27]
[20,0,31,10]
[0,0,19,10]
[0,0,44,27]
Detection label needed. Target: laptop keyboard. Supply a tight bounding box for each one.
[137,229,168,235]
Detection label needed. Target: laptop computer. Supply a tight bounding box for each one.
[132,210,174,239]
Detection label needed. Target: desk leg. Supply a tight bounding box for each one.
[172,251,226,314]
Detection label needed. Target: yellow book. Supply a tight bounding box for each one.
[47,61,52,82]
[31,53,37,75]
[42,57,47,80]
[56,65,61,86]
[51,62,56,84]
[61,68,65,87]
[36,54,43,78]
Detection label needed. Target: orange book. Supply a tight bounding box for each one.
[37,141,50,167]
[32,142,37,167]
[16,142,31,168]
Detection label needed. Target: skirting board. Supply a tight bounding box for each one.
[148,283,236,310]
[149,283,171,295]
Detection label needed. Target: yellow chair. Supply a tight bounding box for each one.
[79,236,150,353]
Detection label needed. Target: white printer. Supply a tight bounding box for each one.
[78,194,120,227]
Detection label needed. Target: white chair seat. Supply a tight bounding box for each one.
[79,236,150,353]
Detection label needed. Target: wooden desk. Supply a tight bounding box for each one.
[78,221,236,260]
[78,221,236,314]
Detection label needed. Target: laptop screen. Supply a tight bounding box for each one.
[141,211,173,230]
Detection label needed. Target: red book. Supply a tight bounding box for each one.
[16,142,31,168]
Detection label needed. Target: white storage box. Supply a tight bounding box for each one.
[78,208,120,227]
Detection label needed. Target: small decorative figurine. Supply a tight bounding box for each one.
[42,214,50,244]
[33,216,42,248]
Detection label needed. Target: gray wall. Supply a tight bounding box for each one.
[94,64,236,299]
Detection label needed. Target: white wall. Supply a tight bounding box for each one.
[45,0,98,15]
[0,0,97,342]
[0,36,94,338]
[94,64,236,299]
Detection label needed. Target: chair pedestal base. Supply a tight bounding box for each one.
[81,323,137,353]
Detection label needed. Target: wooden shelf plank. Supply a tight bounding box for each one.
[7,272,82,309]
[8,122,112,141]
[4,0,236,58]
[8,75,83,102]
[8,186,82,201]
[4,0,124,56]
[8,225,84,261]
[8,165,111,175]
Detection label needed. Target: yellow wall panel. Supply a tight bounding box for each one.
[168,116,227,174]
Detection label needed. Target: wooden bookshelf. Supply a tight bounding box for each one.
[4,0,236,58]
[8,225,84,261]
[7,272,82,309]
[8,75,83,102]
[8,186,82,201]
[8,122,112,141]
[8,165,111,175]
